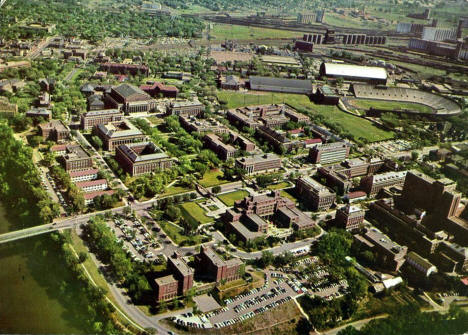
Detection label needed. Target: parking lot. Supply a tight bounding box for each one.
[109,214,161,263]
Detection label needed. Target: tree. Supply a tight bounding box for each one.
[92,135,103,150]
[258,250,274,268]
[212,185,221,194]
[78,251,88,263]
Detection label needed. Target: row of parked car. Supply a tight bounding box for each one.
[232,286,287,313]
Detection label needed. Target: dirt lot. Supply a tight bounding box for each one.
[209,51,254,63]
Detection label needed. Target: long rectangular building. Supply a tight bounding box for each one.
[115,142,172,176]
[309,142,350,164]
[80,109,123,130]
[249,76,313,94]
[235,153,281,175]
[295,176,335,211]
[94,119,146,151]
[195,246,243,283]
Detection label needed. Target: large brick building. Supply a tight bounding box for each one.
[309,142,350,164]
[94,119,146,151]
[105,84,156,114]
[235,153,281,175]
[140,82,178,98]
[336,205,365,231]
[195,246,243,283]
[39,120,70,142]
[99,62,149,76]
[60,144,93,171]
[80,109,124,130]
[295,176,335,211]
[115,142,172,176]
[203,133,237,161]
[155,253,194,302]
[360,171,408,196]
[167,100,204,117]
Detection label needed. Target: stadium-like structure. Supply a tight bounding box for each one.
[352,84,462,116]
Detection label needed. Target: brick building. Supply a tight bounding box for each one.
[25,108,52,120]
[360,171,408,196]
[167,100,204,117]
[309,142,350,164]
[140,82,178,98]
[168,253,194,295]
[80,109,124,130]
[99,62,149,76]
[235,153,281,175]
[155,275,179,302]
[336,205,365,231]
[354,228,408,272]
[94,120,146,151]
[195,245,243,283]
[203,133,237,161]
[61,144,93,171]
[179,115,229,134]
[295,176,336,211]
[39,120,70,142]
[105,84,156,114]
[115,142,172,176]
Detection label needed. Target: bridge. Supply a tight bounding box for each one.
[0,199,158,245]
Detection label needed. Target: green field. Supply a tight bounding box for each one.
[179,202,213,225]
[217,190,249,206]
[208,23,303,40]
[198,169,228,188]
[267,181,291,190]
[158,221,206,246]
[350,99,434,114]
[162,183,193,197]
[217,91,394,142]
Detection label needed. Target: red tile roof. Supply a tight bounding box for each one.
[288,128,304,134]
[305,138,322,144]
[51,144,67,152]
[83,190,115,200]
[76,178,107,189]
[347,191,367,199]
[68,168,99,178]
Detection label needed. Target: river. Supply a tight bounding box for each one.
[0,203,89,334]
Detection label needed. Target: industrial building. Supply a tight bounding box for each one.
[249,76,313,94]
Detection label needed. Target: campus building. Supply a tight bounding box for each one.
[203,133,237,161]
[235,153,281,175]
[80,109,124,130]
[99,62,149,76]
[68,168,99,183]
[354,228,408,272]
[168,252,194,296]
[83,190,115,206]
[155,275,179,302]
[140,82,178,98]
[39,120,70,142]
[360,171,408,196]
[25,107,52,120]
[295,176,336,211]
[76,179,108,193]
[94,120,146,151]
[335,205,365,231]
[195,246,243,283]
[180,115,229,134]
[227,104,310,130]
[105,84,157,114]
[115,142,173,176]
[61,144,93,171]
[249,76,313,94]
[167,100,204,117]
[319,63,387,85]
[309,142,350,164]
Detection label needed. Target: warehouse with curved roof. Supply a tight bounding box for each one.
[320,63,388,85]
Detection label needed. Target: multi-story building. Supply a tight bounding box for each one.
[336,205,365,231]
[317,167,352,195]
[229,132,256,152]
[61,144,93,171]
[203,134,237,161]
[195,245,243,283]
[275,206,316,231]
[167,253,194,295]
[296,176,335,211]
[360,171,408,196]
[115,142,172,176]
[179,115,229,134]
[99,62,149,76]
[140,82,178,98]
[437,242,468,273]
[25,107,52,120]
[167,100,204,117]
[94,120,146,151]
[309,142,350,164]
[354,228,408,272]
[80,109,124,130]
[155,275,179,302]
[235,153,281,175]
[227,104,310,130]
[105,84,156,114]
[297,12,316,24]
[68,168,99,183]
[405,251,437,277]
[83,190,115,205]
[39,120,70,142]
[76,179,108,193]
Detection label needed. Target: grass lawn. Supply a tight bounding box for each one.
[209,23,303,40]
[162,183,193,197]
[280,189,298,203]
[179,201,213,225]
[350,99,434,114]
[158,221,206,246]
[217,91,394,142]
[217,190,249,206]
[267,181,291,190]
[198,169,228,188]
[146,115,164,125]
